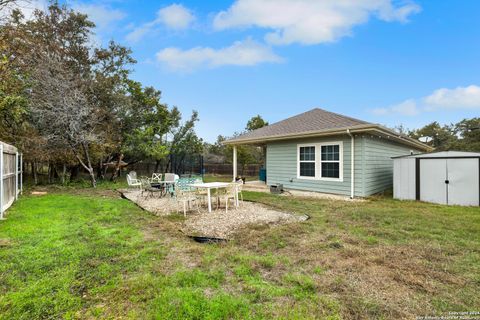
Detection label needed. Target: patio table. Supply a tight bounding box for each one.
[188,182,231,213]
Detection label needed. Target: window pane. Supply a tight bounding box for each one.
[300,162,315,177]
[321,162,339,178]
[321,145,340,161]
[333,145,339,161]
[300,146,315,161]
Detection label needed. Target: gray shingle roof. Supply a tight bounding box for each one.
[225,108,371,143]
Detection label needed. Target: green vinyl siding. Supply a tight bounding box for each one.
[266,135,357,196]
[265,134,421,197]
[361,136,421,196]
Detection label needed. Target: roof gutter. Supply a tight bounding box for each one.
[347,129,354,199]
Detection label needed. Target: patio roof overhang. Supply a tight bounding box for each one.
[222,124,433,152]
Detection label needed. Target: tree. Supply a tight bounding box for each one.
[408,118,480,152]
[246,115,268,131]
[1,3,105,186]
[205,115,269,175]
[0,0,21,9]
[30,55,100,186]
[164,109,203,174]
[0,7,32,147]
[452,118,480,151]
[0,1,205,186]
[408,121,456,150]
[119,82,173,178]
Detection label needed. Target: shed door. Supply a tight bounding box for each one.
[447,158,479,206]
[420,159,447,205]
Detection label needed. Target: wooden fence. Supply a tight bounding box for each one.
[0,141,22,219]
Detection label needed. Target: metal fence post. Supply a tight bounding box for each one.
[0,144,4,220]
[20,153,23,195]
[15,152,18,200]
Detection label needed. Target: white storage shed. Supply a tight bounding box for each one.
[393,151,480,206]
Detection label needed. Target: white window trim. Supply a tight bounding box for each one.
[297,144,317,180]
[297,141,343,182]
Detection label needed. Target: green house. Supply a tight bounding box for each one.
[224,108,432,198]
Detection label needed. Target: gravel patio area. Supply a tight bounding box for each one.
[183,201,308,239]
[119,189,308,239]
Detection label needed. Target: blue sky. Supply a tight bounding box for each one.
[29,0,480,141]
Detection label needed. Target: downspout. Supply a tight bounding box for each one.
[347,129,354,199]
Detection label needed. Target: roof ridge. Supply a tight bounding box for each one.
[266,108,320,126]
[312,107,370,125]
[255,108,368,131]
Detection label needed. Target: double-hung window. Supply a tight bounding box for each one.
[299,146,316,177]
[320,145,340,179]
[297,142,343,181]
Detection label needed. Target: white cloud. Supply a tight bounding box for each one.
[126,4,195,43]
[213,0,421,46]
[423,85,480,110]
[371,85,480,116]
[71,3,126,47]
[73,3,126,31]
[156,38,282,71]
[157,3,195,29]
[371,99,419,116]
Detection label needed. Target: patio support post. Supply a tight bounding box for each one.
[233,145,237,181]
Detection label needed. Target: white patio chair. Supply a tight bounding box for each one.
[223,183,238,213]
[235,182,244,206]
[192,177,207,206]
[164,173,175,183]
[151,173,162,183]
[126,173,141,189]
[129,171,138,180]
[164,173,177,196]
[175,188,200,217]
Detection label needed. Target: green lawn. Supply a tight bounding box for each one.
[0,187,479,319]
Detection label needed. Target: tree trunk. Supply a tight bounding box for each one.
[33,161,38,185]
[87,167,96,188]
[164,155,172,174]
[47,163,52,184]
[70,141,96,188]
[102,155,112,179]
[81,142,96,188]
[52,164,59,180]
[110,153,124,182]
[70,165,79,181]
[97,160,103,180]
[61,163,67,185]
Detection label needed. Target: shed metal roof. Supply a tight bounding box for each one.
[392,151,480,159]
